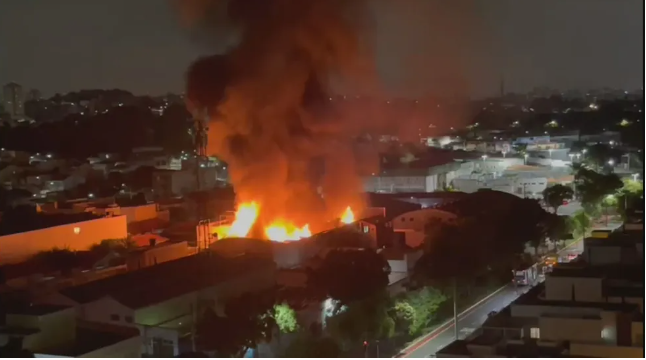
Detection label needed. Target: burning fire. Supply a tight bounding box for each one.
[213,202,355,242]
[265,222,311,242]
[341,206,355,224]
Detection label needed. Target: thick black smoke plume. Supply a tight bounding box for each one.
[178,0,373,229]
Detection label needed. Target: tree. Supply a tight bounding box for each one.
[391,301,416,335]
[311,249,390,307]
[401,287,447,335]
[284,334,341,358]
[575,167,623,211]
[542,184,574,213]
[89,237,137,256]
[614,179,644,218]
[32,247,80,275]
[584,144,619,170]
[326,292,395,347]
[274,303,299,334]
[544,214,573,250]
[195,292,276,357]
[570,210,591,239]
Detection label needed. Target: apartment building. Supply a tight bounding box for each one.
[437,228,644,358]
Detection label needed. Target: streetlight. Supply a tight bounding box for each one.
[481,154,488,169]
[632,173,640,182]
[608,159,615,166]
[524,153,528,165]
[582,149,588,155]
[568,153,574,162]
[502,150,507,158]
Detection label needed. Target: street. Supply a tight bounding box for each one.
[399,233,588,358]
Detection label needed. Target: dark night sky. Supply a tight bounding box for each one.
[0,0,643,98]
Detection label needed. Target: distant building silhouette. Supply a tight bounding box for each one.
[2,82,24,118]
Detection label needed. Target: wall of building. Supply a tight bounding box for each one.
[395,229,424,248]
[538,316,603,343]
[392,208,457,232]
[631,321,643,346]
[6,309,76,352]
[80,296,136,327]
[0,215,128,264]
[363,175,429,193]
[569,342,644,358]
[120,204,158,224]
[126,242,194,271]
[81,336,142,358]
[544,276,604,302]
[511,303,600,319]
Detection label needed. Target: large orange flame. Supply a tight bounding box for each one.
[213,202,259,239]
[341,206,355,224]
[213,202,357,242]
[265,222,311,242]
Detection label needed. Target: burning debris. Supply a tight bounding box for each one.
[178,0,374,239]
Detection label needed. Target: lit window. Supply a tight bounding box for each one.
[530,327,540,339]
[73,227,81,235]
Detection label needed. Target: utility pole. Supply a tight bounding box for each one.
[193,109,209,194]
[453,277,458,340]
[193,109,211,251]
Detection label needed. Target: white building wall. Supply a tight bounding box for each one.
[392,209,457,232]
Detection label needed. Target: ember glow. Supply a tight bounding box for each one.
[341,206,355,224]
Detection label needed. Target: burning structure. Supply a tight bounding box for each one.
[178,0,374,240]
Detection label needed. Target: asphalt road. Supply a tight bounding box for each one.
[399,235,588,358]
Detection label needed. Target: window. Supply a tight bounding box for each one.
[110,314,120,321]
[125,316,134,323]
[530,327,540,339]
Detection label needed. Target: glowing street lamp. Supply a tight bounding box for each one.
[608,159,615,166]
[632,173,639,182]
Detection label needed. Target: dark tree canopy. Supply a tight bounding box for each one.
[311,249,390,305]
[195,292,276,357]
